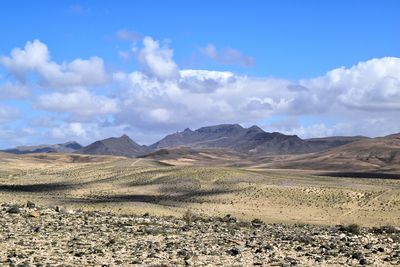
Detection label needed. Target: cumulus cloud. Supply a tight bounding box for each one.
[36,89,119,116]
[137,37,179,79]
[113,68,294,131]
[301,57,400,111]
[200,44,254,67]
[0,82,30,99]
[178,69,236,93]
[112,49,400,140]
[1,37,400,147]
[0,40,107,88]
[50,122,87,139]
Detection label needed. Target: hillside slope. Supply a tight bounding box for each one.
[78,135,150,157]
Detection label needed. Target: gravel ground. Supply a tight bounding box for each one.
[0,202,399,266]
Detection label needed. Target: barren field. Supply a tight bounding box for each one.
[0,153,399,227]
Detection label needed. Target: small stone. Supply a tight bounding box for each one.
[26,201,35,209]
[55,206,69,213]
[7,206,20,214]
[364,243,373,249]
[74,251,84,257]
[251,218,263,228]
[359,258,368,265]
[177,249,189,258]
[229,247,241,256]
[352,252,364,260]
[29,211,41,218]
[377,247,385,253]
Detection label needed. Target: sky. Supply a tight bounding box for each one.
[0,0,399,148]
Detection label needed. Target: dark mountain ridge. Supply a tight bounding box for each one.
[149,124,356,154]
[77,134,150,157]
[2,124,375,157]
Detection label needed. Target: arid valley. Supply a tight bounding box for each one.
[1,148,400,266]
[1,151,400,227]
[2,1,400,265]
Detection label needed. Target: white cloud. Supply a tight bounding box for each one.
[137,36,179,79]
[113,68,294,131]
[1,36,400,147]
[200,44,254,67]
[150,108,170,122]
[0,40,107,88]
[263,120,335,139]
[0,82,30,99]
[112,50,400,140]
[36,89,119,116]
[50,122,87,139]
[0,40,49,82]
[301,57,400,111]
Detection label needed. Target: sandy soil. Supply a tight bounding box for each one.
[0,153,399,227]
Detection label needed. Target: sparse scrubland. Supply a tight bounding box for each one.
[0,152,399,266]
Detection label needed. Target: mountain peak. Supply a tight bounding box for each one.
[119,134,133,141]
[247,125,264,133]
[197,123,243,133]
[78,135,149,158]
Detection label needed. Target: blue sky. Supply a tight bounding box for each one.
[0,1,400,148]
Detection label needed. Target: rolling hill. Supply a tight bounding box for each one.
[258,134,400,172]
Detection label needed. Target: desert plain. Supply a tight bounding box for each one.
[1,152,400,266]
[0,152,399,227]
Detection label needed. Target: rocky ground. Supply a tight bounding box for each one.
[0,202,399,266]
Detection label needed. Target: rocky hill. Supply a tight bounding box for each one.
[77,135,150,157]
[263,134,400,172]
[150,124,316,154]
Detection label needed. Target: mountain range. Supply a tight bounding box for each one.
[2,141,82,154]
[150,124,367,154]
[1,124,391,163]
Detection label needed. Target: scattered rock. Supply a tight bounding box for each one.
[0,203,397,266]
